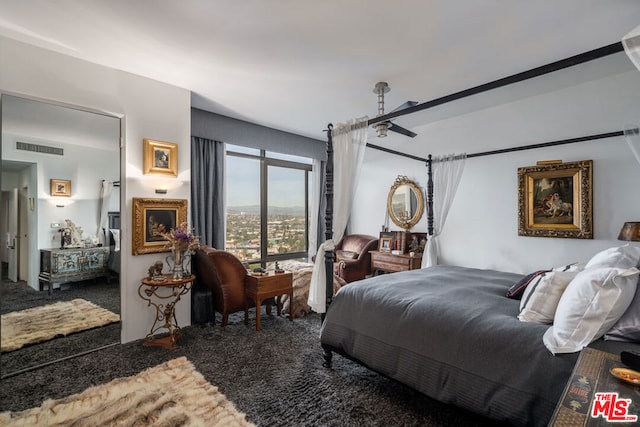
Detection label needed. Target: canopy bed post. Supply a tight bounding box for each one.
[323,124,334,320]
[426,154,433,236]
[322,123,335,368]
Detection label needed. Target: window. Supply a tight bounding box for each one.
[226,145,312,267]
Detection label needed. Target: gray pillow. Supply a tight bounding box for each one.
[605,277,640,343]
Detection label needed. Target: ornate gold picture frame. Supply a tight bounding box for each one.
[143,139,178,177]
[132,198,187,255]
[518,160,593,239]
[50,179,71,197]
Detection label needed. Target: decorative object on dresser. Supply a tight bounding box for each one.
[387,175,424,231]
[143,138,178,177]
[518,160,593,239]
[132,198,188,255]
[39,246,110,294]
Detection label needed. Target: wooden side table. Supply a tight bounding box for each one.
[369,250,422,274]
[244,271,293,331]
[138,273,195,349]
[549,347,640,426]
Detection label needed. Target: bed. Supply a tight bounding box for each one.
[317,111,640,424]
[320,264,640,426]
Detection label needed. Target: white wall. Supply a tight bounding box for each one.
[351,66,640,274]
[1,36,192,344]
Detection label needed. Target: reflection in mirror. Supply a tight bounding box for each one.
[387,176,424,231]
[0,94,121,378]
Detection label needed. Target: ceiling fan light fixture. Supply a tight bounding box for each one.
[375,122,389,138]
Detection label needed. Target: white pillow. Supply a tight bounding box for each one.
[543,267,640,354]
[585,244,640,270]
[518,271,577,324]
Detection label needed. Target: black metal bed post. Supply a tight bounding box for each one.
[322,123,334,323]
[426,154,434,237]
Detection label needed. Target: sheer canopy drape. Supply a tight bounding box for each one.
[97,180,114,245]
[624,127,640,167]
[308,117,368,313]
[191,136,226,249]
[422,153,467,268]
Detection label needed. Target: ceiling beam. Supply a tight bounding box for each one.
[368,42,624,126]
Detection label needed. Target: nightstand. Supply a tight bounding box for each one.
[369,250,422,274]
[549,347,640,426]
[244,271,293,331]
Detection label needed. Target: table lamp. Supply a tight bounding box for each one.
[618,222,640,242]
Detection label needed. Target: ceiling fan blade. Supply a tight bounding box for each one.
[388,123,417,138]
[391,101,418,113]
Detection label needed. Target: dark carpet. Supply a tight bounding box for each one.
[0,303,507,426]
[1,274,120,377]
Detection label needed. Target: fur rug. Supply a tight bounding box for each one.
[272,261,346,318]
[0,357,254,426]
[1,298,120,353]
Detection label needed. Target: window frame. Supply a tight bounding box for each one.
[226,147,312,268]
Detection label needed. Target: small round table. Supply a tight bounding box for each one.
[138,273,195,349]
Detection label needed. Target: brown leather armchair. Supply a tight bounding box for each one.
[193,246,271,326]
[333,234,378,283]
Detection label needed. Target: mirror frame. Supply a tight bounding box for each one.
[387,175,424,230]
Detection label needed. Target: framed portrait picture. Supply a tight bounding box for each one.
[143,139,178,177]
[518,160,593,239]
[50,179,71,197]
[132,198,187,255]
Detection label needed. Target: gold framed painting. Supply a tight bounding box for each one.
[132,198,187,255]
[517,160,593,239]
[50,179,71,197]
[143,139,178,177]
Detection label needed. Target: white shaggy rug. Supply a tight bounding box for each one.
[0,357,254,426]
[1,298,120,353]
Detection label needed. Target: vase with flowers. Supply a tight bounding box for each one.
[159,222,200,279]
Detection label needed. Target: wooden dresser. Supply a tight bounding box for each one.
[39,247,110,294]
[369,250,422,274]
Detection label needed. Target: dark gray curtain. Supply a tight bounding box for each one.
[191,136,225,249]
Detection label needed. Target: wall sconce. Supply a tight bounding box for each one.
[155,188,168,194]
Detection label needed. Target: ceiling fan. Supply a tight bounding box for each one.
[372,81,418,138]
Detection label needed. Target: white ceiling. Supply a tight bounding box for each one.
[1,1,640,154]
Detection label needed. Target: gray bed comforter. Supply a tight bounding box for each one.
[320,265,639,426]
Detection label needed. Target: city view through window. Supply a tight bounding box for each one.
[225,147,311,267]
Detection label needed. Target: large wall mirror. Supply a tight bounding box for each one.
[0,94,121,378]
[387,176,424,231]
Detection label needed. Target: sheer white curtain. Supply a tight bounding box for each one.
[97,180,114,245]
[422,153,467,268]
[624,127,640,167]
[623,25,640,72]
[308,117,368,313]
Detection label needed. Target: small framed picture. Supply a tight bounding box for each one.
[143,139,178,177]
[50,179,71,197]
[379,237,393,252]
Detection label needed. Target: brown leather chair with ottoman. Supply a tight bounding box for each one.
[193,245,272,326]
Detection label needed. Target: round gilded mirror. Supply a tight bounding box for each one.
[387,176,424,230]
